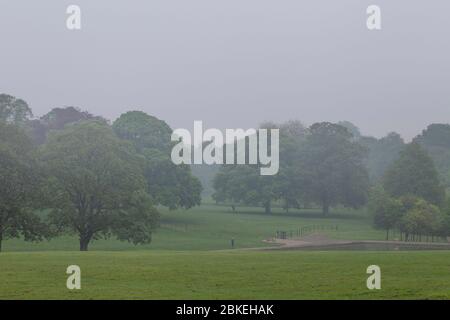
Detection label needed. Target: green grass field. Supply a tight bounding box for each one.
[1,203,449,299]
[1,250,449,299]
[2,204,385,252]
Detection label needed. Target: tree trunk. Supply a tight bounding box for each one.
[80,239,89,251]
[0,229,4,252]
[79,233,92,251]
[322,203,329,216]
[264,201,271,214]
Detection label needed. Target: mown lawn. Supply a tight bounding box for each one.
[2,204,447,300]
[0,250,449,299]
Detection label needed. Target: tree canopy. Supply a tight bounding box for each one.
[26,106,106,145]
[2,92,450,252]
[0,122,47,251]
[39,120,156,251]
[213,121,370,215]
[299,122,370,215]
[0,93,33,125]
[113,111,202,210]
[383,142,445,207]
[360,132,405,183]
[113,111,173,152]
[414,123,450,188]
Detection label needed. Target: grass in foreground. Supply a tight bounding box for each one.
[1,250,449,299]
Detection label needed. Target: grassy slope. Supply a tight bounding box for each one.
[1,250,449,299]
[2,204,385,251]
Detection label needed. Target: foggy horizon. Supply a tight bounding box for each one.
[1,0,450,140]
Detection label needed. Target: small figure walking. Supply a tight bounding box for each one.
[231,238,235,249]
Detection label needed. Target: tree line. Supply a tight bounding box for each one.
[2,92,450,249]
[212,121,369,215]
[0,94,202,251]
[211,120,450,240]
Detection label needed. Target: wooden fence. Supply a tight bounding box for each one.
[275,225,338,239]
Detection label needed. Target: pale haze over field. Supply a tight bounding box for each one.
[0,0,449,140]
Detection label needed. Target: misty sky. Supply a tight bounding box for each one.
[1,0,449,140]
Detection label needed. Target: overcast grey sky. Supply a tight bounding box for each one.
[1,1,449,140]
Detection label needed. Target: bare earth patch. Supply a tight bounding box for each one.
[259,233,450,251]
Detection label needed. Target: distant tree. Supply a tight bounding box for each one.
[0,122,47,251]
[143,149,201,209]
[399,198,443,241]
[113,111,202,209]
[437,197,450,238]
[213,121,369,215]
[275,121,308,212]
[414,124,450,187]
[360,132,405,183]
[337,121,361,139]
[40,106,106,131]
[26,106,107,145]
[213,165,276,213]
[113,111,172,152]
[190,164,220,197]
[279,120,308,138]
[212,167,234,206]
[383,142,445,207]
[275,166,303,212]
[368,186,403,240]
[301,122,370,215]
[112,191,160,245]
[40,121,157,251]
[212,121,307,214]
[0,94,33,125]
[25,119,47,145]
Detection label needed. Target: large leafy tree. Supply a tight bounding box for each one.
[113,111,202,209]
[337,121,362,139]
[0,122,47,251]
[274,121,308,211]
[143,149,202,209]
[368,186,403,240]
[398,197,444,241]
[213,121,370,215]
[40,106,105,131]
[27,106,106,145]
[360,132,405,183]
[40,120,157,251]
[300,122,370,215]
[414,124,450,187]
[369,187,448,241]
[212,121,305,214]
[333,121,405,184]
[383,142,445,207]
[112,191,160,245]
[213,165,276,213]
[0,93,33,125]
[113,111,172,152]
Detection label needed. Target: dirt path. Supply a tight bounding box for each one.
[255,233,450,251]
